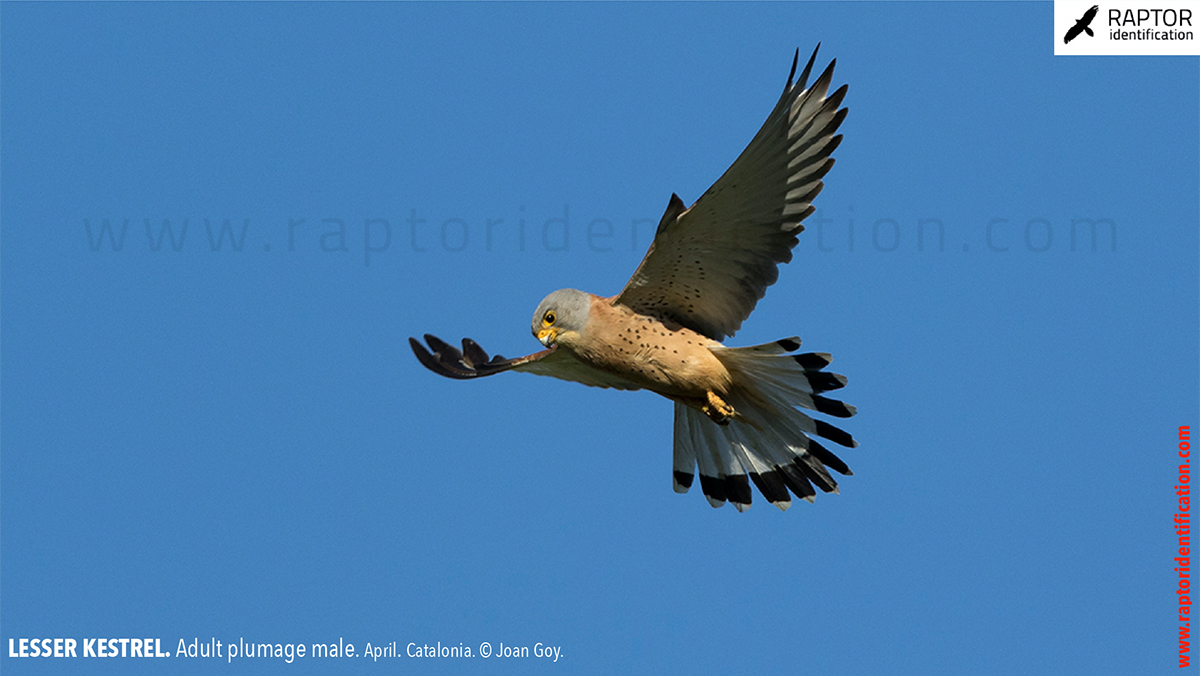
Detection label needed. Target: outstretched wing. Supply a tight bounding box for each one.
[613,45,848,341]
[410,334,642,390]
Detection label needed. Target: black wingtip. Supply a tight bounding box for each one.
[806,370,847,393]
[656,193,689,236]
[408,336,426,357]
[822,58,838,83]
[787,48,800,87]
[725,474,752,507]
[795,457,839,493]
[796,43,820,91]
[776,337,801,353]
[794,352,833,370]
[812,394,856,418]
[410,335,449,375]
[807,439,852,476]
[814,419,857,448]
[461,337,490,367]
[698,474,727,505]
[780,463,816,502]
[411,333,492,379]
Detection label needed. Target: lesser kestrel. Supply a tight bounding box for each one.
[412,46,856,512]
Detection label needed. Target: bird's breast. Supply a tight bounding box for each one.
[572,304,731,397]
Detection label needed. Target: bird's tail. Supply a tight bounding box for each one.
[671,337,858,512]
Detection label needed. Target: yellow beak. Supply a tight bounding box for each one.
[537,327,559,347]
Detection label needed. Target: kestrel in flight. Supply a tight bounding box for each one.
[412,45,856,512]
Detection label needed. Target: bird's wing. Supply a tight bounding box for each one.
[1083,5,1099,22]
[410,334,643,390]
[612,46,848,341]
[1064,23,1084,43]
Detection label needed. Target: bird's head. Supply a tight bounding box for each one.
[531,288,591,348]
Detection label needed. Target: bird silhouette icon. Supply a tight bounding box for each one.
[1064,5,1100,43]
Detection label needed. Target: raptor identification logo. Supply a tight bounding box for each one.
[1054,0,1200,54]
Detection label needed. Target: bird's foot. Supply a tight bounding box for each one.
[702,391,736,426]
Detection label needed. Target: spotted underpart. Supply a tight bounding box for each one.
[558,298,734,401]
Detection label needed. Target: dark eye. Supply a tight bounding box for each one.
[544,311,556,325]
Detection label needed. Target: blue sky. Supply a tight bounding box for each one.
[2,2,1196,674]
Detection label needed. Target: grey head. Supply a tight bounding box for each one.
[531,288,592,348]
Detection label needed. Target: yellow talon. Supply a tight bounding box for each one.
[702,391,736,426]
